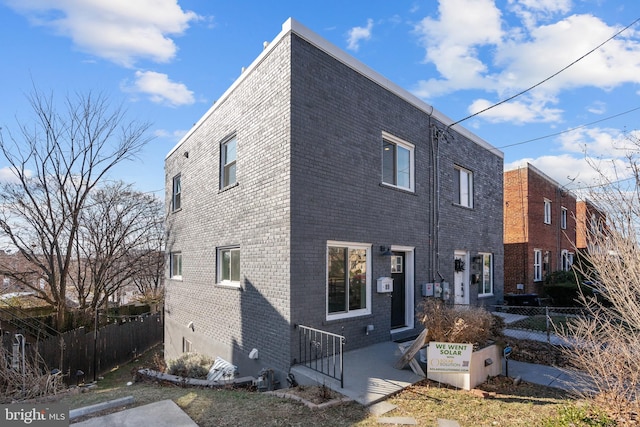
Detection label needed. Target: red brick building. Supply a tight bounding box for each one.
[504,164,577,295]
[575,199,607,252]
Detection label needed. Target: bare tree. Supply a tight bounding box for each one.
[562,133,640,422]
[72,181,164,317]
[0,90,152,329]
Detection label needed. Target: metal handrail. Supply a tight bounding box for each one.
[296,324,345,388]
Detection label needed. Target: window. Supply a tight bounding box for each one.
[477,253,493,296]
[544,199,552,224]
[172,174,181,211]
[382,132,414,192]
[327,241,371,320]
[170,252,182,279]
[561,250,573,271]
[182,337,192,353]
[221,136,237,188]
[533,249,542,281]
[454,166,474,208]
[218,247,240,286]
[560,207,567,229]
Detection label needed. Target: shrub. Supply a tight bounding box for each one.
[543,271,591,307]
[417,299,501,347]
[167,353,213,379]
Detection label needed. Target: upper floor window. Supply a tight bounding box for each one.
[477,253,493,296]
[170,252,182,279]
[327,241,371,320]
[533,249,542,282]
[218,246,240,287]
[544,199,552,224]
[172,174,181,211]
[221,136,237,188]
[382,132,414,192]
[560,207,567,229]
[454,166,474,208]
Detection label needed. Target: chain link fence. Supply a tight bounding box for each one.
[487,305,587,367]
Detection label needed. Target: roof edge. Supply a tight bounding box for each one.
[167,17,504,160]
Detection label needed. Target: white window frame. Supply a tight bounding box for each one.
[326,241,372,321]
[455,166,474,208]
[533,249,542,282]
[170,252,182,279]
[544,199,552,224]
[560,207,567,229]
[172,174,181,211]
[217,246,241,288]
[478,253,493,297]
[381,131,415,192]
[561,250,573,271]
[221,136,237,189]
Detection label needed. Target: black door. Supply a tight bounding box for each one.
[390,252,406,329]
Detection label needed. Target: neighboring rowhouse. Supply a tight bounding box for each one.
[503,163,577,296]
[164,18,504,383]
[576,199,607,253]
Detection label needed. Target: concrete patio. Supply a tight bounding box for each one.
[290,340,425,406]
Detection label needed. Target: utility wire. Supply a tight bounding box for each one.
[497,105,640,149]
[448,17,640,128]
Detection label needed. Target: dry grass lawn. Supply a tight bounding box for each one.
[50,344,596,426]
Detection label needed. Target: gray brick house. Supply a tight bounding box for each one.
[164,18,504,384]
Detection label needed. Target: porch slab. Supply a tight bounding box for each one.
[290,341,425,406]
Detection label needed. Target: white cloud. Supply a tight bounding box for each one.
[154,128,188,141]
[468,95,563,124]
[125,71,195,107]
[0,166,30,183]
[557,127,640,158]
[5,0,200,67]
[413,0,640,124]
[346,19,374,51]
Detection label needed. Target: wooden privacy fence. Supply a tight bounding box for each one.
[10,313,163,384]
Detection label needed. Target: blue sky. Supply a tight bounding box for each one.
[1,0,640,199]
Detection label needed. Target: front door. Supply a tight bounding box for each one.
[454,251,469,305]
[390,252,406,329]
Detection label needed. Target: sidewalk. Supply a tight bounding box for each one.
[505,359,593,394]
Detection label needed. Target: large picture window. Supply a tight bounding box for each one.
[477,253,493,296]
[221,136,237,188]
[381,132,414,192]
[327,241,371,320]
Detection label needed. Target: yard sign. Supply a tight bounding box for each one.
[426,342,473,373]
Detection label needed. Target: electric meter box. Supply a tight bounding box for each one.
[377,277,393,293]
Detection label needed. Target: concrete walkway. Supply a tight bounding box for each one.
[73,399,198,427]
[291,340,425,406]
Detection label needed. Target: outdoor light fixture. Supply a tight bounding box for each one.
[379,245,393,256]
[187,321,195,331]
[484,358,493,367]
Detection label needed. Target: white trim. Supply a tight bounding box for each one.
[217,246,241,288]
[381,131,415,192]
[326,241,372,321]
[477,252,494,297]
[167,18,503,160]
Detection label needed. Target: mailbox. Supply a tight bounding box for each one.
[377,277,393,293]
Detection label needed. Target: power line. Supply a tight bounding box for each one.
[448,17,640,128]
[497,105,640,149]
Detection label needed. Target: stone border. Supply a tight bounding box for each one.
[265,390,353,410]
[137,368,254,388]
[69,395,134,420]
